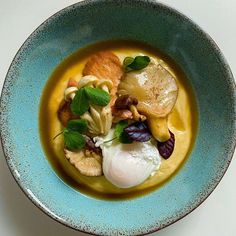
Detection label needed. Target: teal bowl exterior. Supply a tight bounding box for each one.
[0,0,235,235]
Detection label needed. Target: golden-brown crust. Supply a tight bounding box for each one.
[82,51,123,104]
[57,100,77,126]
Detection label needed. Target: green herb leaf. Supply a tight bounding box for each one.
[84,87,110,106]
[67,119,88,133]
[115,120,128,137]
[63,129,86,151]
[123,56,150,72]
[115,120,133,144]
[119,131,133,144]
[70,88,89,115]
[123,57,134,67]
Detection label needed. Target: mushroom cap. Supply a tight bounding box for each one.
[96,79,113,92]
[64,149,103,177]
[64,86,78,101]
[78,75,98,89]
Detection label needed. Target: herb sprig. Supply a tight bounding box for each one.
[71,87,111,116]
[70,88,89,115]
[105,121,151,144]
[115,120,133,144]
[102,121,133,144]
[123,56,150,72]
[53,119,88,151]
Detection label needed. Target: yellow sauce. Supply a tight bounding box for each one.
[39,40,198,200]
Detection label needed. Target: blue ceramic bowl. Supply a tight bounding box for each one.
[0,0,235,235]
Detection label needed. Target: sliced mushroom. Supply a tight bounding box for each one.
[113,95,146,122]
[58,79,79,126]
[64,149,103,176]
[76,75,113,135]
[114,95,138,110]
[64,86,78,101]
[77,75,98,89]
[147,117,170,142]
[112,108,133,123]
[96,79,113,93]
[90,106,104,133]
[129,105,146,122]
[81,111,100,134]
[100,106,113,133]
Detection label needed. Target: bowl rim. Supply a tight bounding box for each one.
[0,0,235,235]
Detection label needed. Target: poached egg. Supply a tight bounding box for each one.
[94,130,161,188]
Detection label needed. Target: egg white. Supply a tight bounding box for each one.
[94,130,161,188]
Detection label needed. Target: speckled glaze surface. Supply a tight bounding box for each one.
[0,0,235,235]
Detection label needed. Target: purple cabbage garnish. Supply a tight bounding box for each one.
[157,131,175,159]
[124,122,151,142]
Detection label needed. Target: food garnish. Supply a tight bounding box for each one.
[157,131,175,159]
[70,88,89,115]
[147,117,170,142]
[112,108,133,123]
[70,87,110,116]
[54,119,88,151]
[124,122,151,142]
[114,120,133,144]
[66,119,88,133]
[123,56,150,72]
[84,87,111,106]
[64,129,86,151]
[71,75,113,135]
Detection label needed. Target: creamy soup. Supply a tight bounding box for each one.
[39,40,198,200]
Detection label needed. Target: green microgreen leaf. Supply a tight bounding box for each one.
[115,120,133,144]
[119,131,133,144]
[115,120,128,138]
[70,88,89,115]
[63,129,86,151]
[123,56,150,72]
[84,87,110,106]
[123,57,134,68]
[67,119,88,133]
